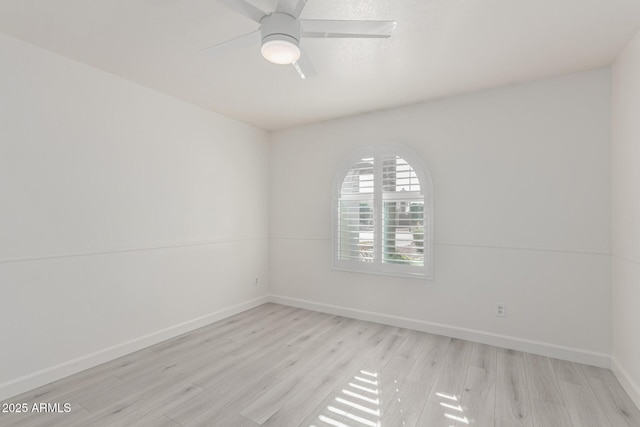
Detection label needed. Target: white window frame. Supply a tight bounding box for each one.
[332,144,434,280]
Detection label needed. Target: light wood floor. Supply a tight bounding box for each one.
[1,303,639,427]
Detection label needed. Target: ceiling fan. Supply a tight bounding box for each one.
[201,0,397,79]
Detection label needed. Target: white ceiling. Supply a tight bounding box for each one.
[1,0,639,131]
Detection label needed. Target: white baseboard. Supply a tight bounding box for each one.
[0,296,269,402]
[612,357,640,410]
[1,294,616,403]
[269,295,611,368]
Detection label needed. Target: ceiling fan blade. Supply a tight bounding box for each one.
[301,19,397,38]
[220,0,267,23]
[275,0,307,18]
[200,30,261,59]
[292,49,317,79]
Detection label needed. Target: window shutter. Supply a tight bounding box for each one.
[334,147,432,279]
[380,155,425,268]
[337,157,375,262]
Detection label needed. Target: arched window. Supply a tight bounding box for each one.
[332,145,433,279]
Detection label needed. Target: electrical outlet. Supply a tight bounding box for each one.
[495,303,505,317]
[254,277,259,286]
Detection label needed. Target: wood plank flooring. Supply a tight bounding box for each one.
[1,303,639,427]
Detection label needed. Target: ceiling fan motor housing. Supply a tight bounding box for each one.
[260,12,302,64]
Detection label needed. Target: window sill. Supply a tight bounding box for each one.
[331,265,433,281]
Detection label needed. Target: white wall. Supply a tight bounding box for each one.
[612,29,640,408]
[0,27,620,403]
[0,33,270,400]
[270,68,612,365]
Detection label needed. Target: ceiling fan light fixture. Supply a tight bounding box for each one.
[205,1,397,79]
[261,34,300,64]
